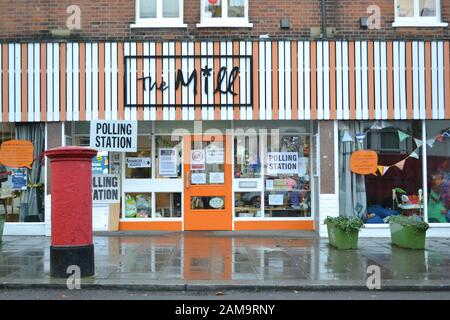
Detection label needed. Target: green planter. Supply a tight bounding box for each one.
[0,215,4,243]
[327,223,360,250]
[389,221,427,250]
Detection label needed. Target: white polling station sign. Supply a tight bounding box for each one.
[90,120,137,152]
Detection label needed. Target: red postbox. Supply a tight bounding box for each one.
[46,146,97,278]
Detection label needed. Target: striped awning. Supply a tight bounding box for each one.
[1,40,449,122]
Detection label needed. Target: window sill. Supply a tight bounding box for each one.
[196,22,254,28]
[130,23,187,29]
[392,21,448,28]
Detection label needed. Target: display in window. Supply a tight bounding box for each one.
[125,193,151,218]
[92,151,109,174]
[234,192,261,218]
[191,196,225,210]
[11,168,27,191]
[234,135,260,178]
[155,193,181,218]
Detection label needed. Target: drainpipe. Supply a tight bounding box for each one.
[321,0,327,38]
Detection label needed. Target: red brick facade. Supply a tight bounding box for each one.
[0,0,448,41]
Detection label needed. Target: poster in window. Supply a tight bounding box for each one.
[191,173,207,184]
[268,194,284,206]
[190,150,206,170]
[92,151,109,174]
[206,147,224,164]
[158,148,178,177]
[11,169,27,191]
[209,172,224,184]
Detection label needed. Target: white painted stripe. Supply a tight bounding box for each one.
[85,43,92,120]
[316,42,323,120]
[143,42,150,121]
[208,42,215,120]
[105,42,112,120]
[15,43,21,123]
[438,41,445,120]
[278,41,285,120]
[342,41,349,120]
[150,42,156,121]
[53,43,60,122]
[72,43,79,121]
[298,41,304,120]
[181,42,188,121]
[304,41,311,120]
[419,42,426,119]
[374,41,381,119]
[111,42,118,121]
[129,42,137,121]
[240,41,246,121]
[201,42,208,120]
[393,42,400,119]
[227,41,233,120]
[323,41,329,120]
[380,42,387,120]
[66,43,73,121]
[265,41,272,120]
[285,41,292,120]
[432,41,438,119]
[246,41,252,120]
[413,42,420,119]
[361,41,368,120]
[259,41,266,120]
[27,43,34,122]
[336,41,342,120]
[188,42,195,121]
[91,43,98,121]
[399,42,407,120]
[355,41,362,120]
[162,42,169,120]
[46,43,53,122]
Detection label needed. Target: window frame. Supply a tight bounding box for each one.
[393,0,448,27]
[131,0,187,29]
[198,0,253,28]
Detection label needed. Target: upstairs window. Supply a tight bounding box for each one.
[199,0,252,28]
[132,0,186,28]
[394,0,447,27]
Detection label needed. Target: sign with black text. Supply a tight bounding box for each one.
[90,120,137,152]
[92,174,120,204]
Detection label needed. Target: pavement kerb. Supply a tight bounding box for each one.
[1,282,450,292]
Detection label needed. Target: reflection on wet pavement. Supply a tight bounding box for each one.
[0,233,450,286]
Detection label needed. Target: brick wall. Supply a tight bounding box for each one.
[0,0,448,41]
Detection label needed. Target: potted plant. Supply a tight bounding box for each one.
[324,216,365,250]
[388,215,429,250]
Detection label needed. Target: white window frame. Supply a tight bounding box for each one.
[197,0,253,28]
[131,0,187,29]
[393,0,448,27]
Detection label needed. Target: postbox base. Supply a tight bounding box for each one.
[50,244,95,278]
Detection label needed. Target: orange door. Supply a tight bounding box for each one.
[183,134,232,230]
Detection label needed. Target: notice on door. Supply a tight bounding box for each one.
[267,152,299,175]
[190,150,206,170]
[92,174,120,203]
[90,120,137,152]
[158,148,178,177]
[206,147,224,164]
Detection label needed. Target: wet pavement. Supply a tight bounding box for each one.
[0,231,449,290]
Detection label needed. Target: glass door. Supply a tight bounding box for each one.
[183,134,232,230]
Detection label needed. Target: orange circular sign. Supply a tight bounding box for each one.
[350,150,378,175]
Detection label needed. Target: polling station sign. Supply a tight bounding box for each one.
[90,120,137,152]
[92,174,120,204]
[266,152,299,175]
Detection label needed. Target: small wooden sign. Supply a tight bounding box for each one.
[350,150,378,175]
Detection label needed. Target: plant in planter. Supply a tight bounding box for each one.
[388,215,429,250]
[324,216,365,250]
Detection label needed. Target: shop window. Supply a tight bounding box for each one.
[155,193,182,218]
[124,193,152,218]
[264,135,311,218]
[133,0,185,28]
[0,123,45,223]
[125,136,152,179]
[426,121,450,224]
[234,192,262,218]
[199,0,252,27]
[394,0,447,27]
[234,135,261,179]
[339,121,423,225]
[155,135,182,179]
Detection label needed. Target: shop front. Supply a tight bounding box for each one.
[1,40,449,235]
